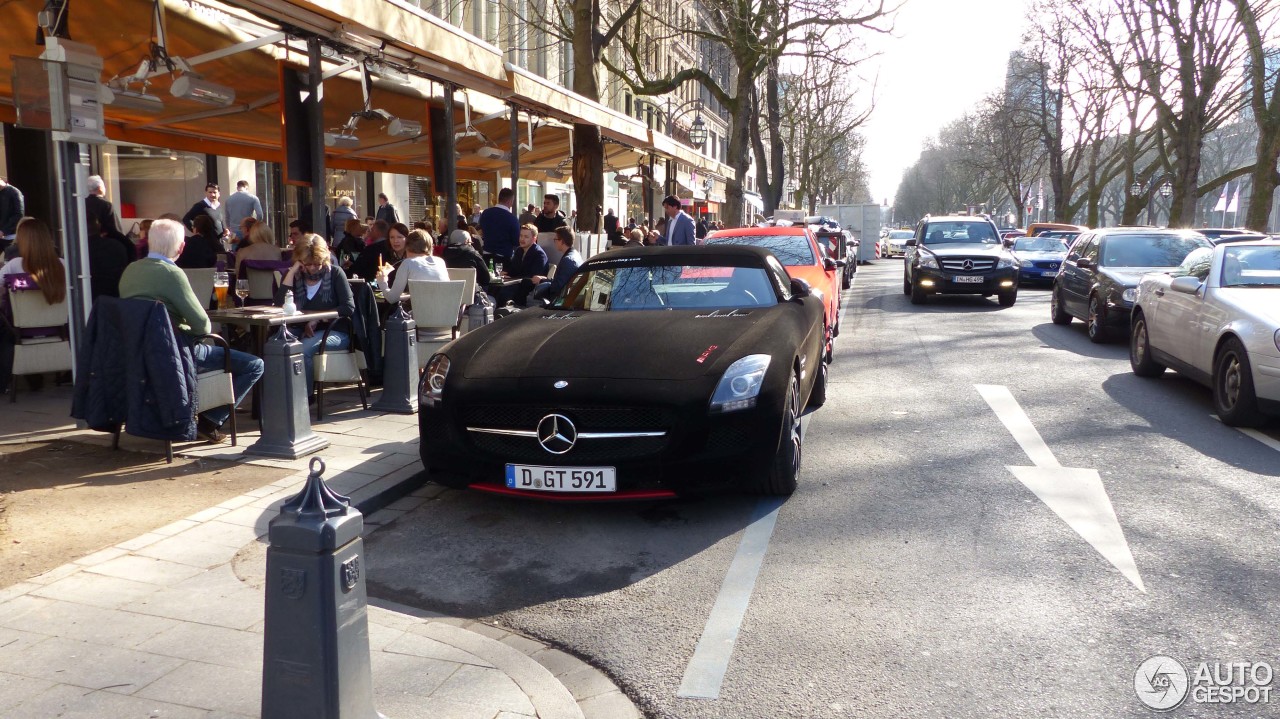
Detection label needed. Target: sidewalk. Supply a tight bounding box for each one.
[0,385,641,719]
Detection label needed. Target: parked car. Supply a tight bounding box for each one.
[1130,240,1280,426]
[883,229,914,258]
[903,215,1020,306]
[1206,232,1270,245]
[1196,228,1260,242]
[1010,235,1070,286]
[1050,228,1210,343]
[814,228,857,289]
[1027,222,1088,238]
[417,245,828,498]
[707,226,844,353]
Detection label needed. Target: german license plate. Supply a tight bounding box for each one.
[505,464,617,492]
[1041,270,1058,277]
[954,275,984,283]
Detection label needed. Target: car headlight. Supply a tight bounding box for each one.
[420,354,451,408]
[919,254,939,269]
[709,354,771,413]
[1018,258,1033,268]
[997,257,1015,269]
[1121,288,1137,303]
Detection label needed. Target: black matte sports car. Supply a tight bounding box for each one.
[417,245,828,499]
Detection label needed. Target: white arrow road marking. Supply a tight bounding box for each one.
[976,384,1146,593]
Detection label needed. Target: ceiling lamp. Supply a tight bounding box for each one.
[476,146,509,161]
[387,118,422,137]
[324,132,360,149]
[170,74,235,107]
[105,84,164,113]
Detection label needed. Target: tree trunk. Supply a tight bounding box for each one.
[1168,121,1205,228]
[570,0,602,234]
[750,87,774,217]
[1243,129,1279,231]
[722,73,755,227]
[765,63,786,214]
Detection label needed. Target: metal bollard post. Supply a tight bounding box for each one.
[372,304,417,414]
[262,458,384,719]
[248,325,330,459]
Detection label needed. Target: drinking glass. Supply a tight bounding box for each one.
[235,279,249,305]
[213,272,230,309]
[495,262,505,278]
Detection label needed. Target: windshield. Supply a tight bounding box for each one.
[888,230,913,239]
[921,222,1000,245]
[1222,246,1280,287]
[1014,237,1070,253]
[706,234,816,265]
[1100,234,1209,268]
[552,260,780,311]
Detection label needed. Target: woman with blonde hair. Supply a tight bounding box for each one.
[234,221,282,270]
[382,229,449,305]
[276,234,354,397]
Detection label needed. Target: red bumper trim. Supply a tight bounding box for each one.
[468,484,678,501]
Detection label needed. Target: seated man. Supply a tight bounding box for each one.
[499,224,548,306]
[119,219,264,443]
[529,227,582,304]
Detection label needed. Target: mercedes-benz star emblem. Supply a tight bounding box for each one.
[554,380,568,389]
[962,259,974,270]
[537,414,577,454]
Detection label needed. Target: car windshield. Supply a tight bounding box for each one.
[1014,238,1069,252]
[1100,234,1208,267]
[922,222,1000,245]
[706,234,815,265]
[1221,246,1280,287]
[552,259,780,311]
[888,230,913,239]
[1171,247,1214,281]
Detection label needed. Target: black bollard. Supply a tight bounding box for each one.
[371,303,417,415]
[261,458,384,719]
[248,325,330,459]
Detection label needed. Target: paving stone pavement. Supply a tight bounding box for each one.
[1,385,642,719]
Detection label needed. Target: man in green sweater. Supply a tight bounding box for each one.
[119,219,263,443]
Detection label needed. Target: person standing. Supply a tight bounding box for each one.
[518,204,537,226]
[604,208,621,246]
[224,180,263,241]
[479,187,520,263]
[182,183,228,240]
[119,219,263,442]
[85,175,122,236]
[660,195,695,246]
[696,215,708,241]
[332,196,358,235]
[375,193,400,225]
[0,176,24,251]
[534,194,568,234]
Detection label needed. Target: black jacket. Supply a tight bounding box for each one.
[375,203,400,226]
[182,200,226,238]
[85,194,120,235]
[508,243,549,279]
[72,296,198,442]
[88,235,130,299]
[0,184,24,236]
[177,232,222,269]
[443,243,492,288]
[350,239,400,281]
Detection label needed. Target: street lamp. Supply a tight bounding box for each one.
[688,116,708,150]
[1159,181,1172,198]
[1129,181,1144,196]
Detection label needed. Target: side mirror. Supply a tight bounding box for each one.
[823,257,838,271]
[1075,257,1093,269]
[835,259,847,268]
[1003,239,1014,249]
[905,239,917,247]
[1170,276,1202,295]
[790,277,812,299]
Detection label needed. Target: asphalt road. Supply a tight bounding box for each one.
[366,260,1280,718]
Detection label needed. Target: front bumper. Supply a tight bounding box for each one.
[418,380,786,499]
[914,267,1019,294]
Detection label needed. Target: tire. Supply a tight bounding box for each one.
[842,271,851,289]
[998,289,1017,307]
[903,276,911,295]
[1050,286,1072,325]
[751,373,802,495]
[909,279,928,305]
[807,359,827,409]
[1214,338,1265,427]
[1086,294,1109,343]
[1129,311,1166,378]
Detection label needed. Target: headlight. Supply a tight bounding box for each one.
[710,354,770,413]
[1018,258,1033,268]
[997,257,1015,269]
[919,254,939,269]
[1121,288,1137,303]
[420,354,451,407]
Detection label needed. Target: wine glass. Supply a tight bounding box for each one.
[235,279,249,306]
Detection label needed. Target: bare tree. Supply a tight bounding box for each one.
[1233,0,1280,230]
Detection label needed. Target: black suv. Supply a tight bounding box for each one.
[904,215,1020,306]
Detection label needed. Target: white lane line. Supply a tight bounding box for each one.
[677,496,787,700]
[976,384,1145,593]
[1238,428,1280,454]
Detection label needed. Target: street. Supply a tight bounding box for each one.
[366,260,1280,719]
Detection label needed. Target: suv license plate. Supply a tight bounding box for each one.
[506,464,617,492]
[954,275,984,284]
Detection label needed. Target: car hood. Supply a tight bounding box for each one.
[1100,267,1178,287]
[462,309,776,380]
[1216,288,1280,327]
[921,243,1008,257]
[1014,250,1067,261]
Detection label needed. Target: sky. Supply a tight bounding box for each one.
[857,0,1031,206]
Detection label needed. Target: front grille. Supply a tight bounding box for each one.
[940,257,997,272]
[463,405,672,431]
[1031,260,1060,270]
[470,432,668,463]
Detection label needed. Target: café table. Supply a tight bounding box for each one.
[207,307,339,420]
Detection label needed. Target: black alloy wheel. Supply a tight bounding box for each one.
[1086,294,1109,343]
[1213,338,1265,427]
[755,373,802,496]
[997,288,1018,307]
[1129,311,1166,378]
[909,279,928,305]
[1050,286,1073,325]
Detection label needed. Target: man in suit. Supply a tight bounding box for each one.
[375,193,399,225]
[479,187,520,263]
[85,175,121,236]
[182,183,227,239]
[660,195,695,246]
